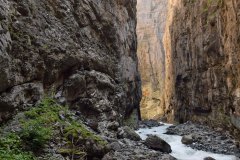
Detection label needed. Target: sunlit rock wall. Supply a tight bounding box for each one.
[137,0,168,120]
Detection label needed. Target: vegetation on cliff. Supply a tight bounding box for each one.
[0,98,108,160]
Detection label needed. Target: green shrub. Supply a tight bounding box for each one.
[0,97,107,159]
[20,121,52,151]
[0,133,35,160]
[64,121,107,146]
[19,97,63,151]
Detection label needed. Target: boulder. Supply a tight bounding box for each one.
[162,155,177,160]
[204,157,216,160]
[117,126,141,141]
[144,135,172,153]
[107,121,120,131]
[85,138,110,159]
[109,141,122,151]
[181,135,193,145]
[140,120,163,128]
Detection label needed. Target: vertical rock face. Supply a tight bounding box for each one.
[0,0,141,128]
[164,0,240,134]
[137,0,168,119]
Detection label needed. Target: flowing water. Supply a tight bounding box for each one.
[136,124,239,160]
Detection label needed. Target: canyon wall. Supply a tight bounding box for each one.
[0,0,140,129]
[164,0,240,135]
[137,0,168,120]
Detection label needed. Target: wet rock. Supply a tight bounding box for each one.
[166,122,239,156]
[162,155,177,160]
[181,135,193,145]
[144,135,172,153]
[117,126,141,141]
[203,157,216,160]
[103,137,173,160]
[139,120,163,128]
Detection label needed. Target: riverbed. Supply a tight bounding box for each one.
[136,124,239,160]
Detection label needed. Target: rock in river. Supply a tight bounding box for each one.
[181,134,193,145]
[144,135,172,153]
[204,157,216,160]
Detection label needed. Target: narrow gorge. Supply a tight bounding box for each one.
[0,0,239,159]
[137,0,168,120]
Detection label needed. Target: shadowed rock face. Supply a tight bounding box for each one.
[163,0,240,136]
[137,0,168,120]
[0,0,141,128]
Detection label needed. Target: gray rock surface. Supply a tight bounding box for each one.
[144,135,172,153]
[181,135,193,145]
[204,157,216,160]
[0,82,43,121]
[103,138,175,160]
[0,0,141,128]
[117,126,141,141]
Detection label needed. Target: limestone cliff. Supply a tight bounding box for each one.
[0,0,141,129]
[164,0,240,136]
[137,0,168,120]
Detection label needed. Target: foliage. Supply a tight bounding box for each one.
[20,97,63,151]
[0,97,107,159]
[0,133,35,160]
[63,121,107,146]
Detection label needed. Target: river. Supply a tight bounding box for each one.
[136,124,239,160]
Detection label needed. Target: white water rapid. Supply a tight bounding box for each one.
[136,124,239,160]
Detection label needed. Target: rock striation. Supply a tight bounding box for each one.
[0,0,141,129]
[163,0,240,137]
[137,0,168,120]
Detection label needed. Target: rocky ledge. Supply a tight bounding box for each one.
[166,121,240,157]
